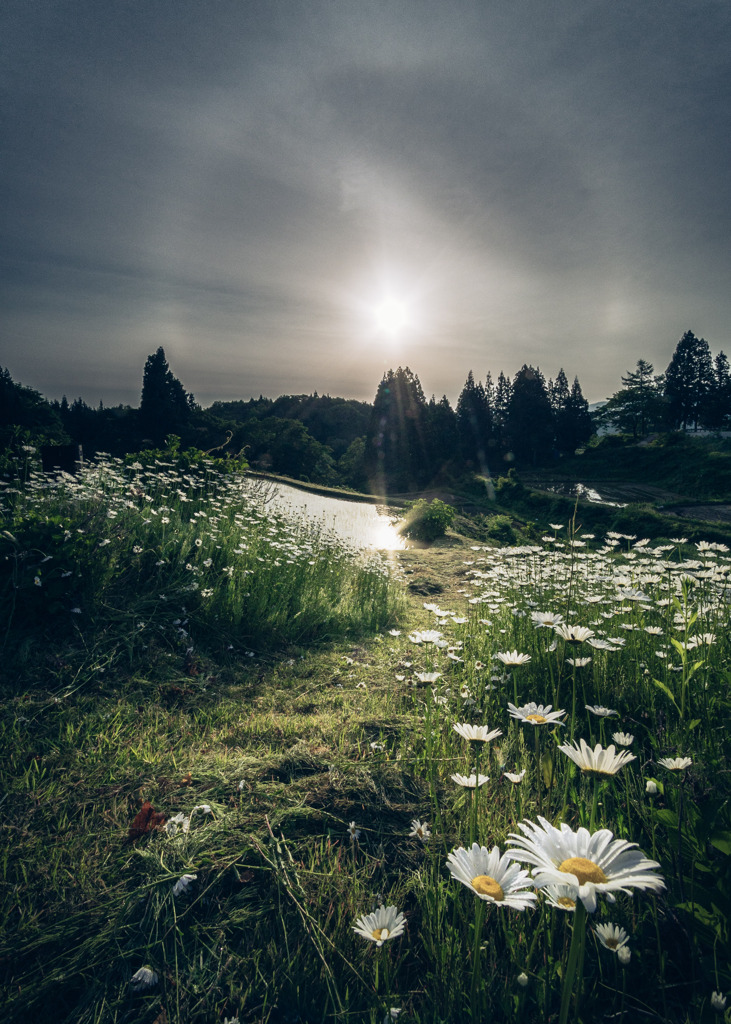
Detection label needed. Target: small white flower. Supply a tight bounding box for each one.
[711,991,727,1012]
[446,843,538,910]
[645,780,659,795]
[554,624,595,644]
[658,756,692,771]
[172,872,197,896]
[504,769,526,784]
[517,971,529,987]
[585,705,618,718]
[612,732,634,746]
[617,944,631,965]
[559,738,636,776]
[508,702,566,726]
[130,966,158,990]
[496,650,531,666]
[451,773,489,788]
[348,821,361,841]
[453,723,502,743]
[594,921,630,952]
[352,904,406,946]
[415,671,442,684]
[409,819,431,841]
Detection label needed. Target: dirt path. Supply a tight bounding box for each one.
[394,540,479,611]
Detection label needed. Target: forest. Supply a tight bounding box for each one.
[2,330,730,494]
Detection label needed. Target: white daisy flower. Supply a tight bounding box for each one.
[506,816,665,912]
[130,966,159,990]
[352,905,406,946]
[409,819,431,841]
[585,705,619,718]
[504,769,526,784]
[542,883,578,912]
[496,650,532,666]
[559,738,636,776]
[594,922,630,952]
[711,991,727,1012]
[658,756,692,771]
[451,773,489,788]
[347,821,361,841]
[531,611,565,628]
[415,671,442,684]
[612,732,634,746]
[172,872,197,896]
[554,624,595,644]
[446,843,538,910]
[508,702,566,726]
[617,945,631,965]
[453,723,503,743]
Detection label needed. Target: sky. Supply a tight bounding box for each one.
[2,0,730,409]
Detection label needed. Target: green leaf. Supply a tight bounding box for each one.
[687,718,702,730]
[651,678,680,714]
[710,832,731,856]
[655,808,679,829]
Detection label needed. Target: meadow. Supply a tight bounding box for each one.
[1,451,729,1024]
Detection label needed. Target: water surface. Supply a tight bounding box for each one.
[248,479,408,550]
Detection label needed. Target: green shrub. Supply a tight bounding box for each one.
[399,498,456,541]
[484,513,516,544]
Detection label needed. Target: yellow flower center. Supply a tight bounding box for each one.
[557,896,576,909]
[558,857,608,885]
[371,927,390,942]
[526,714,547,723]
[471,875,505,900]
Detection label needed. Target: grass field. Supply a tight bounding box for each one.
[1,452,730,1023]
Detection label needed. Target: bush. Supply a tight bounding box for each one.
[484,513,516,544]
[399,498,456,541]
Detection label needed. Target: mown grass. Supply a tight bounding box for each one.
[1,455,730,1024]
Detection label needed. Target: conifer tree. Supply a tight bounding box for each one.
[598,359,665,438]
[664,331,715,430]
[139,347,195,444]
[456,370,492,471]
[506,365,554,465]
[704,351,731,429]
[365,367,429,493]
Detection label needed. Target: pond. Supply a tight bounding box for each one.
[540,481,628,508]
[247,479,408,550]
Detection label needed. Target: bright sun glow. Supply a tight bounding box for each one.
[373,298,410,336]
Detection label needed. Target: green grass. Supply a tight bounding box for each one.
[1,456,730,1023]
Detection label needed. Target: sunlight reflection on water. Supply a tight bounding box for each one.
[251,481,408,550]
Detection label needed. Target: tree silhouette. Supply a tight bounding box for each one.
[506,365,554,465]
[365,367,429,493]
[139,347,195,444]
[456,371,492,471]
[664,331,714,431]
[704,351,731,429]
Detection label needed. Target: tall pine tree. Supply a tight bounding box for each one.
[664,331,714,430]
[139,347,195,445]
[365,367,429,493]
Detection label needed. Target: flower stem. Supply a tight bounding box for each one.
[558,899,587,1024]
[470,898,486,1018]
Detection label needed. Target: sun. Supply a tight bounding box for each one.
[373,298,410,336]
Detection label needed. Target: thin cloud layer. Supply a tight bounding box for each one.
[1,0,729,406]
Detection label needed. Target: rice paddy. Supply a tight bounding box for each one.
[1,453,729,1023]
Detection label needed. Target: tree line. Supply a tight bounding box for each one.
[598,330,731,437]
[2,330,729,493]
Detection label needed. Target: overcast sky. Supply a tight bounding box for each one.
[2,0,730,408]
